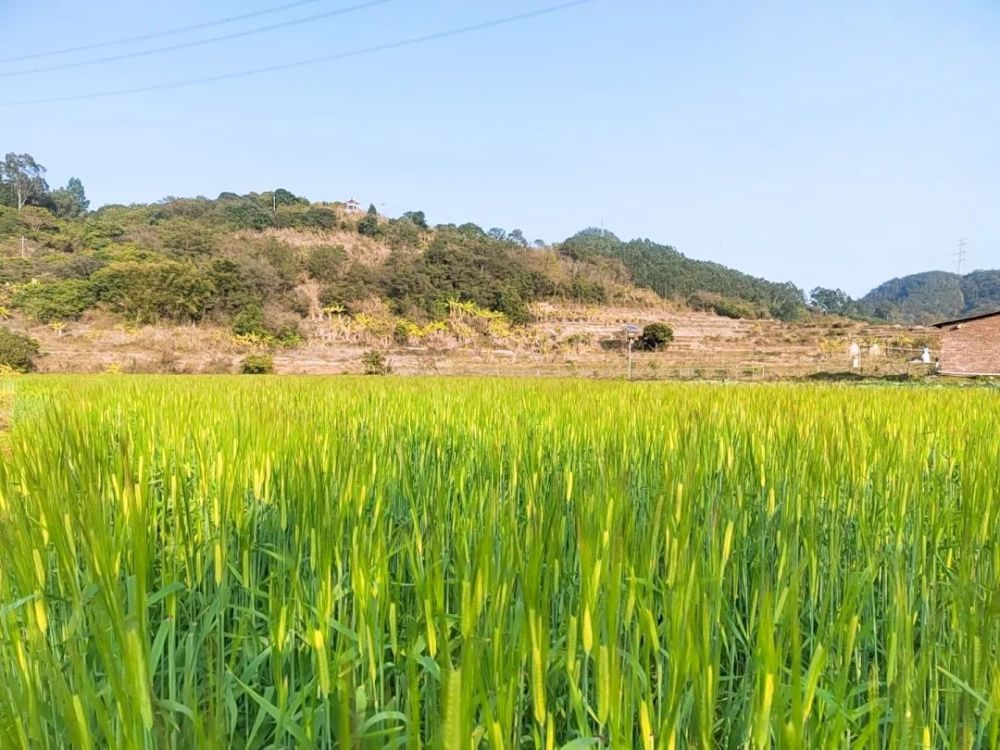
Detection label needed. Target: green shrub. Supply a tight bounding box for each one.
[92,261,216,323]
[222,200,274,231]
[305,245,346,283]
[0,327,40,371]
[12,279,96,323]
[636,322,673,351]
[357,205,379,237]
[159,218,218,257]
[232,305,267,337]
[688,292,758,320]
[240,354,274,374]
[361,350,392,375]
[281,207,338,231]
[232,305,300,345]
[562,274,608,303]
[206,258,258,314]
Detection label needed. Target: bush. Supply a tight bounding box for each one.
[305,245,346,283]
[636,323,673,351]
[361,350,392,375]
[393,321,412,346]
[292,207,339,231]
[92,261,216,323]
[688,292,758,320]
[0,327,40,372]
[12,279,96,323]
[232,305,267,337]
[221,200,274,231]
[357,205,379,237]
[240,354,274,374]
[232,305,300,345]
[159,218,218,256]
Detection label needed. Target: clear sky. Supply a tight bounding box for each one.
[1,0,997,296]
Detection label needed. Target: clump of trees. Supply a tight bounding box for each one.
[0,327,40,371]
[357,205,379,237]
[809,287,855,316]
[560,230,807,321]
[636,323,673,351]
[1,153,89,218]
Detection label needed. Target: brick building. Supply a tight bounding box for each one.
[932,310,1000,376]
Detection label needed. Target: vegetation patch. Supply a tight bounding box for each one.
[0,378,995,745]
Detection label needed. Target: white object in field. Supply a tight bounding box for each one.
[849,342,861,370]
[920,347,931,364]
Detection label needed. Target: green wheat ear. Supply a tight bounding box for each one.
[0,375,996,748]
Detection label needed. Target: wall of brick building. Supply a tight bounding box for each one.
[937,315,1000,375]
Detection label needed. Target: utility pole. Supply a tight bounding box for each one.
[623,324,640,380]
[956,238,968,275]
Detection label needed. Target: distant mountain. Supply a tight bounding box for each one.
[560,229,806,320]
[857,270,1000,324]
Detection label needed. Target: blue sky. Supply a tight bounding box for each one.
[1,0,997,296]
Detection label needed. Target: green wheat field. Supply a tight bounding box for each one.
[0,377,997,749]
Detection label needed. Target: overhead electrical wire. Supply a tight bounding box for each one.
[0,0,330,63]
[0,0,396,77]
[0,0,598,107]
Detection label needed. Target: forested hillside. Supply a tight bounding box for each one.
[0,152,815,337]
[854,270,1000,324]
[563,229,806,320]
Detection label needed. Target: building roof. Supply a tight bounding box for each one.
[932,309,1000,328]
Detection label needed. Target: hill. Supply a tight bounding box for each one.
[562,229,806,320]
[856,270,1000,324]
[0,152,811,343]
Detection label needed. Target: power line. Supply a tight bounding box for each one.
[0,0,329,63]
[0,0,396,78]
[0,0,598,107]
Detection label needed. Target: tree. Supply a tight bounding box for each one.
[487,228,507,242]
[809,287,853,315]
[240,354,274,374]
[636,323,674,351]
[222,199,273,230]
[271,188,301,206]
[457,223,485,238]
[92,261,216,322]
[12,280,96,323]
[361,350,392,375]
[357,204,379,237]
[0,326,40,371]
[402,210,428,229]
[508,229,528,247]
[66,177,88,213]
[1,153,49,211]
[49,177,89,218]
[305,245,346,283]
